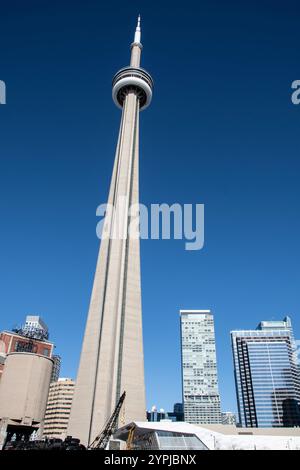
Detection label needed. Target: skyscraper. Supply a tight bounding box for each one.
[180,310,221,424]
[43,378,75,439]
[68,17,153,446]
[231,316,300,428]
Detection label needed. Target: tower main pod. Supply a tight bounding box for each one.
[68,17,153,446]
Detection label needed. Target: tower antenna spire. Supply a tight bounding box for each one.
[134,14,141,44]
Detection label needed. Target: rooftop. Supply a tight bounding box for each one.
[114,421,300,450]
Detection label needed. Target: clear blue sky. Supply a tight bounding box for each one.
[0,0,300,414]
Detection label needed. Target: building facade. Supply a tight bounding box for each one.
[231,316,300,428]
[172,403,184,422]
[22,315,49,339]
[50,355,61,383]
[43,378,75,439]
[0,352,53,449]
[68,17,153,446]
[221,411,237,426]
[0,315,61,448]
[180,310,221,424]
[147,403,184,423]
[0,329,53,382]
[147,407,167,422]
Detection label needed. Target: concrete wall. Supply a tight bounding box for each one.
[0,352,53,425]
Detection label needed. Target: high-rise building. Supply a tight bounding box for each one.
[68,17,153,446]
[50,355,61,383]
[23,315,49,339]
[172,403,184,421]
[43,378,75,440]
[231,316,300,428]
[180,310,221,424]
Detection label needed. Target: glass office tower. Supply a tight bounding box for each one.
[231,317,300,427]
[180,310,221,424]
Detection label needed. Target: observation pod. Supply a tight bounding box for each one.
[112,66,153,110]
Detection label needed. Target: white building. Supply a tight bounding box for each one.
[115,421,300,450]
[180,310,221,424]
[23,315,49,338]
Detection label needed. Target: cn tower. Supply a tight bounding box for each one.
[67,17,153,446]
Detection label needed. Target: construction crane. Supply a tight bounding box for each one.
[126,425,135,450]
[88,391,126,450]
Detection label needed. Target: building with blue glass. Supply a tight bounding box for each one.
[231,317,300,428]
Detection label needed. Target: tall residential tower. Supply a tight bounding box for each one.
[180,310,221,424]
[44,378,75,439]
[67,17,153,446]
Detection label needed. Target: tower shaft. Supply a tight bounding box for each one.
[68,18,152,447]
